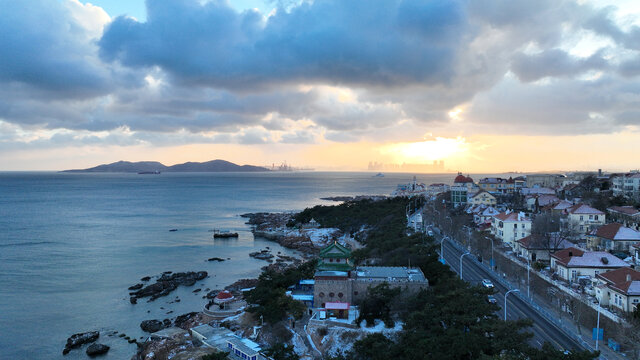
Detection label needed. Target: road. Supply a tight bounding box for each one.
[439,235,585,352]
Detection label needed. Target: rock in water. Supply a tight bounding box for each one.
[63,331,99,355]
[140,320,165,333]
[128,283,143,290]
[86,343,110,357]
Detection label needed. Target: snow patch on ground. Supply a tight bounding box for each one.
[313,319,403,357]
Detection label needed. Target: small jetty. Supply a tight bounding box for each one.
[212,229,239,239]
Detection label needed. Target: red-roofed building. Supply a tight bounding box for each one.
[451,172,477,207]
[595,267,640,312]
[515,234,573,262]
[586,223,640,251]
[551,247,630,282]
[607,206,640,231]
[491,211,531,247]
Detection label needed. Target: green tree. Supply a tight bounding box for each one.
[263,343,299,360]
[201,351,229,360]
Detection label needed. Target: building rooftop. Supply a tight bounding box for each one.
[596,268,640,295]
[552,247,630,268]
[592,223,640,241]
[227,336,261,356]
[565,203,604,215]
[607,206,640,216]
[355,266,426,282]
[314,270,349,278]
[494,211,530,222]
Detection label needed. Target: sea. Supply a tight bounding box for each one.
[0,171,490,359]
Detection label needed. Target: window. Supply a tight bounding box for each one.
[595,215,599,220]
[522,233,525,237]
[319,292,325,298]
[589,215,593,220]
[580,215,584,221]
[338,292,344,298]
[228,343,233,349]
[329,292,335,297]
[354,291,359,296]
[522,224,525,228]
[329,258,333,262]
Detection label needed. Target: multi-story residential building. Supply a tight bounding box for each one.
[541,200,574,215]
[550,247,630,282]
[470,191,497,206]
[491,211,531,247]
[478,177,515,194]
[611,173,640,199]
[607,206,640,231]
[451,173,475,207]
[563,203,605,236]
[586,223,640,252]
[526,174,565,189]
[595,267,640,313]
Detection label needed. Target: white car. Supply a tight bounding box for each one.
[481,279,494,288]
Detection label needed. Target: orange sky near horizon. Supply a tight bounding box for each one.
[3,131,639,173]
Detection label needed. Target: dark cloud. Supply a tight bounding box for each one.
[511,49,609,82]
[1,0,640,149]
[99,0,467,89]
[0,0,113,98]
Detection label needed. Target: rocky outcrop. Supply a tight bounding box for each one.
[129,271,208,302]
[249,250,274,260]
[224,278,259,293]
[174,312,199,329]
[63,331,99,355]
[140,320,165,333]
[128,283,143,290]
[86,343,110,357]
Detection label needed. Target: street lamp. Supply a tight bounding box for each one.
[439,236,450,263]
[460,251,471,279]
[504,289,520,320]
[446,216,453,233]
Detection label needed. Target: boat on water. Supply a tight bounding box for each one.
[374,172,384,177]
[213,229,239,238]
[138,171,161,174]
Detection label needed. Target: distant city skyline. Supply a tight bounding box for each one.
[1,1,640,171]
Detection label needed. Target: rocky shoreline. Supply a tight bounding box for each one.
[64,209,319,359]
[128,271,208,304]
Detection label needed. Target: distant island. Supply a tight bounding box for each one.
[62,160,269,173]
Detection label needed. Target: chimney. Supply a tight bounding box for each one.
[568,251,573,257]
[627,274,632,282]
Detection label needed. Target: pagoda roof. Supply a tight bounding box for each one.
[319,242,351,259]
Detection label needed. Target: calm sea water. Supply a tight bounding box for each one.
[0,171,479,359]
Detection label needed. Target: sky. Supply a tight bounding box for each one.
[1,0,640,172]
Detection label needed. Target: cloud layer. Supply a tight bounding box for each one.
[1,0,639,152]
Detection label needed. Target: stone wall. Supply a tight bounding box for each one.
[314,279,353,307]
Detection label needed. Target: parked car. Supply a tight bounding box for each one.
[481,279,494,288]
[487,295,497,304]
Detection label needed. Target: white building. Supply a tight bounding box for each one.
[563,203,605,236]
[491,211,531,247]
[595,267,640,313]
[612,173,640,199]
[550,247,630,282]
